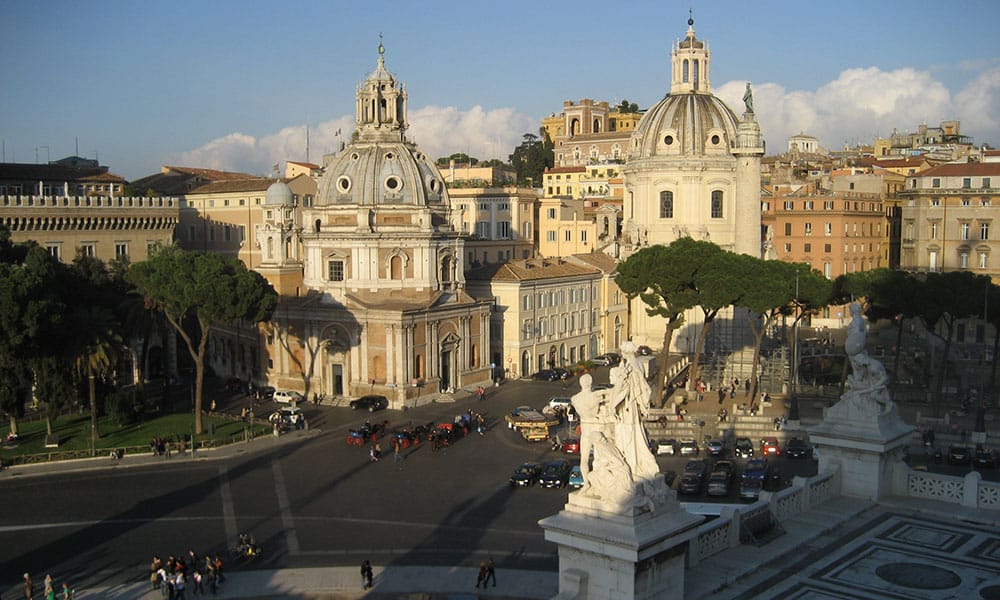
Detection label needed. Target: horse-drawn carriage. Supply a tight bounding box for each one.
[346,420,387,446]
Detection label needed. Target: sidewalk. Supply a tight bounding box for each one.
[0,427,320,480]
[75,566,558,599]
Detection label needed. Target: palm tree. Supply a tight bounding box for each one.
[71,305,124,446]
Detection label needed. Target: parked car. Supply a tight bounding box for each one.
[706,473,732,497]
[637,345,653,356]
[276,407,304,427]
[552,368,572,380]
[739,478,762,501]
[705,439,725,457]
[974,448,997,469]
[761,437,781,457]
[947,445,972,465]
[538,459,572,489]
[734,438,754,459]
[679,439,700,456]
[592,383,614,391]
[712,460,736,479]
[224,377,243,393]
[785,438,812,459]
[273,390,303,404]
[349,394,389,412]
[743,458,768,481]
[683,459,710,479]
[509,462,543,488]
[568,465,585,489]
[678,473,703,495]
[656,439,679,455]
[257,385,276,400]
[532,369,560,381]
[561,438,581,454]
[591,353,621,366]
[548,397,573,411]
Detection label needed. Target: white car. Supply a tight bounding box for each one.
[547,397,573,411]
[272,390,303,404]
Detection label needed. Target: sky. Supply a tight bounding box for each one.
[2,0,999,181]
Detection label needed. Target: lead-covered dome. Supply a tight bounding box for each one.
[265,181,293,206]
[313,41,448,207]
[629,93,739,159]
[628,18,739,160]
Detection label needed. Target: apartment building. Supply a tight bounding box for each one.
[541,99,641,168]
[899,161,1000,280]
[447,186,536,267]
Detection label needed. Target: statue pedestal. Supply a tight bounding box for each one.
[539,493,703,600]
[808,397,913,501]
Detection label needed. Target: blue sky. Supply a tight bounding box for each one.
[2,0,999,180]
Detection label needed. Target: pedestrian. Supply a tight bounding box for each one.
[61,582,72,600]
[165,438,172,458]
[475,561,487,588]
[192,570,204,596]
[717,388,725,405]
[393,436,403,466]
[43,574,55,600]
[477,385,485,401]
[370,442,380,462]
[361,560,373,589]
[174,572,187,600]
[774,416,782,431]
[484,557,497,587]
[214,554,225,584]
[745,379,751,396]
[24,572,33,599]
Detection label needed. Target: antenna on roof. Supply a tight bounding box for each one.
[306,125,310,163]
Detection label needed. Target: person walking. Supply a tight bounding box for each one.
[484,557,497,587]
[24,572,33,599]
[477,385,485,401]
[361,560,373,589]
[61,582,72,600]
[392,436,403,467]
[475,561,487,588]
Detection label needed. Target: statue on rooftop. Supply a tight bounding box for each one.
[743,82,755,114]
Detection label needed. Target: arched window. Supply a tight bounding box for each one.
[659,191,674,219]
[683,59,689,83]
[592,118,601,133]
[693,60,700,90]
[314,219,321,233]
[711,190,723,218]
[440,256,453,284]
[470,343,478,368]
[390,255,403,279]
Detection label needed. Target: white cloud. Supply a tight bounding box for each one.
[955,66,1000,147]
[170,106,535,176]
[718,66,965,152]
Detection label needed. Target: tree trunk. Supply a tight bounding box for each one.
[45,413,54,437]
[891,318,905,396]
[746,319,765,403]
[690,313,715,394]
[932,323,954,418]
[8,414,18,436]
[89,371,100,441]
[655,323,677,408]
[194,324,210,434]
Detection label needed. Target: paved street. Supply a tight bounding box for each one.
[0,375,609,593]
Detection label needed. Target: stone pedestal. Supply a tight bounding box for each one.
[809,397,913,501]
[539,492,703,600]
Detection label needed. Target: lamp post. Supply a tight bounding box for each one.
[789,271,801,421]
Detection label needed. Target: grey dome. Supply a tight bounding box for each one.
[314,141,447,207]
[265,181,293,206]
[629,93,739,159]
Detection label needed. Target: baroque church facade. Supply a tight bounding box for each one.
[621,18,765,351]
[256,43,493,407]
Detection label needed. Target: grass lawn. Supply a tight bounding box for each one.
[2,412,270,461]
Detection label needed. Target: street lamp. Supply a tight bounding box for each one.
[789,271,801,421]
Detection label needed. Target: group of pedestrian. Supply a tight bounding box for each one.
[150,437,172,457]
[475,558,497,588]
[22,572,72,600]
[149,550,224,598]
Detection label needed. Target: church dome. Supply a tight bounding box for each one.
[313,41,448,208]
[629,93,739,159]
[265,181,293,206]
[628,17,740,161]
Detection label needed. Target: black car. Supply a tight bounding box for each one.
[947,445,972,465]
[509,462,543,488]
[538,459,572,489]
[678,473,703,495]
[974,448,997,469]
[734,437,754,459]
[349,394,389,412]
[532,369,560,381]
[739,478,762,501]
[552,367,572,380]
[706,473,732,497]
[785,438,812,459]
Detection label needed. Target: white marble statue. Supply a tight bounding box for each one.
[839,302,894,417]
[572,342,670,512]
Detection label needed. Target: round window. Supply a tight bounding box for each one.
[711,134,720,145]
[385,152,395,160]
[350,152,359,161]
[664,135,674,145]
[337,176,351,192]
[385,176,401,191]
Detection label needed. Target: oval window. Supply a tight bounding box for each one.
[385,176,401,191]
[337,176,351,192]
[350,152,359,161]
[711,134,720,145]
[429,179,441,193]
[385,152,395,160]
[664,135,674,145]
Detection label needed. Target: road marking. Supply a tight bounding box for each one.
[272,458,300,555]
[218,465,239,546]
